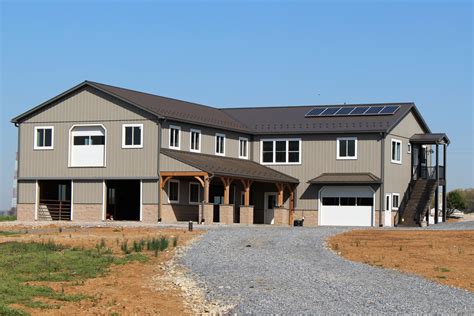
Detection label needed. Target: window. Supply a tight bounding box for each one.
[392,193,400,210]
[357,197,373,206]
[189,182,201,204]
[190,129,201,152]
[69,125,106,167]
[215,133,225,155]
[239,137,248,159]
[261,139,301,164]
[407,143,412,154]
[169,125,181,149]
[122,124,143,148]
[391,139,402,164]
[34,126,54,150]
[168,180,179,203]
[340,197,356,206]
[322,197,339,206]
[337,137,357,159]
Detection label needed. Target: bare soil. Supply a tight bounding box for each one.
[328,229,474,291]
[0,225,204,315]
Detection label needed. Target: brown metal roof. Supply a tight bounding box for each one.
[11,81,432,136]
[410,133,450,144]
[161,148,299,184]
[222,103,430,134]
[308,173,381,184]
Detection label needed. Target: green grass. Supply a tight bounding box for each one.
[0,231,25,236]
[0,215,16,222]
[0,240,146,315]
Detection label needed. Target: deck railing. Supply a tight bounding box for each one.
[38,199,71,221]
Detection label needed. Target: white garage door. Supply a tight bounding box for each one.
[319,186,374,226]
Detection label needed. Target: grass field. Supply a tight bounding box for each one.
[0,240,147,315]
[0,215,16,222]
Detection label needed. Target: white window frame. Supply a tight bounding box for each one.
[407,143,412,154]
[190,129,201,153]
[239,137,249,159]
[391,139,402,164]
[189,182,201,204]
[68,124,107,168]
[336,137,358,160]
[34,126,54,150]
[215,133,226,156]
[167,179,180,203]
[260,138,302,165]
[122,123,143,149]
[392,193,400,210]
[169,125,181,150]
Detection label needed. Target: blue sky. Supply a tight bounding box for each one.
[0,0,472,210]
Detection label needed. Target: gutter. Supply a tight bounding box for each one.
[157,118,164,222]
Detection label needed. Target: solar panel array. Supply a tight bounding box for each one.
[305,105,400,117]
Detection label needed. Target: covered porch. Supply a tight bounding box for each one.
[159,149,299,225]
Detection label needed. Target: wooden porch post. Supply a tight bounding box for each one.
[159,175,173,220]
[240,179,253,206]
[220,177,232,204]
[276,183,284,207]
[289,186,295,225]
[204,175,210,204]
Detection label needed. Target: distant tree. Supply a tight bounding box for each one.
[461,188,474,213]
[447,190,467,211]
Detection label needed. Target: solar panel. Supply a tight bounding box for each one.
[349,107,370,115]
[335,107,355,115]
[305,108,326,117]
[379,105,400,114]
[364,106,384,114]
[321,107,340,116]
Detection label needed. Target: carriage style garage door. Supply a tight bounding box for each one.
[319,186,374,226]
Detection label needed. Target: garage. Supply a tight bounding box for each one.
[319,186,374,226]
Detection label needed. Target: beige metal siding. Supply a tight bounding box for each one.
[18,180,36,204]
[160,154,200,172]
[18,87,159,179]
[142,180,159,204]
[384,111,426,202]
[161,121,251,159]
[252,134,382,210]
[73,180,103,204]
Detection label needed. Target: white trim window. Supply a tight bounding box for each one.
[261,139,301,165]
[34,126,54,150]
[189,182,201,204]
[337,137,357,160]
[190,129,201,152]
[167,179,180,203]
[392,193,400,210]
[239,137,248,159]
[169,125,181,149]
[122,124,143,148]
[391,139,402,164]
[215,133,225,156]
[407,143,412,154]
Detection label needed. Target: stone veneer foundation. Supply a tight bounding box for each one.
[274,207,290,226]
[73,204,102,222]
[219,205,234,224]
[239,206,254,225]
[16,204,35,221]
[142,205,158,223]
[293,210,318,227]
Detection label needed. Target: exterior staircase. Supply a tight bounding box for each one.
[398,179,436,227]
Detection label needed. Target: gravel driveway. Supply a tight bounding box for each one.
[181,226,474,314]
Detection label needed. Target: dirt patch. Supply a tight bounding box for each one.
[328,229,474,291]
[0,225,213,315]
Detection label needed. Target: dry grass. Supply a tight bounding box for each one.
[328,229,474,291]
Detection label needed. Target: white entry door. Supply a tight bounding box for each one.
[385,194,392,227]
[264,192,277,225]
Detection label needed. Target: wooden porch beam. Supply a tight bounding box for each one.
[194,176,205,187]
[240,179,253,206]
[160,171,208,177]
[220,177,232,205]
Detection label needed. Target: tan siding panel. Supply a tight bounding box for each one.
[18,89,159,178]
[74,180,103,204]
[160,153,200,172]
[161,121,251,159]
[18,180,36,204]
[142,180,159,204]
[252,134,382,210]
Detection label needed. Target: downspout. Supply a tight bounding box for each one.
[379,132,385,227]
[157,118,165,222]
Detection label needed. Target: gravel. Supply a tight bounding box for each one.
[423,220,474,230]
[181,226,474,314]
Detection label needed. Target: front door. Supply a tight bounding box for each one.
[385,194,392,227]
[264,192,277,225]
